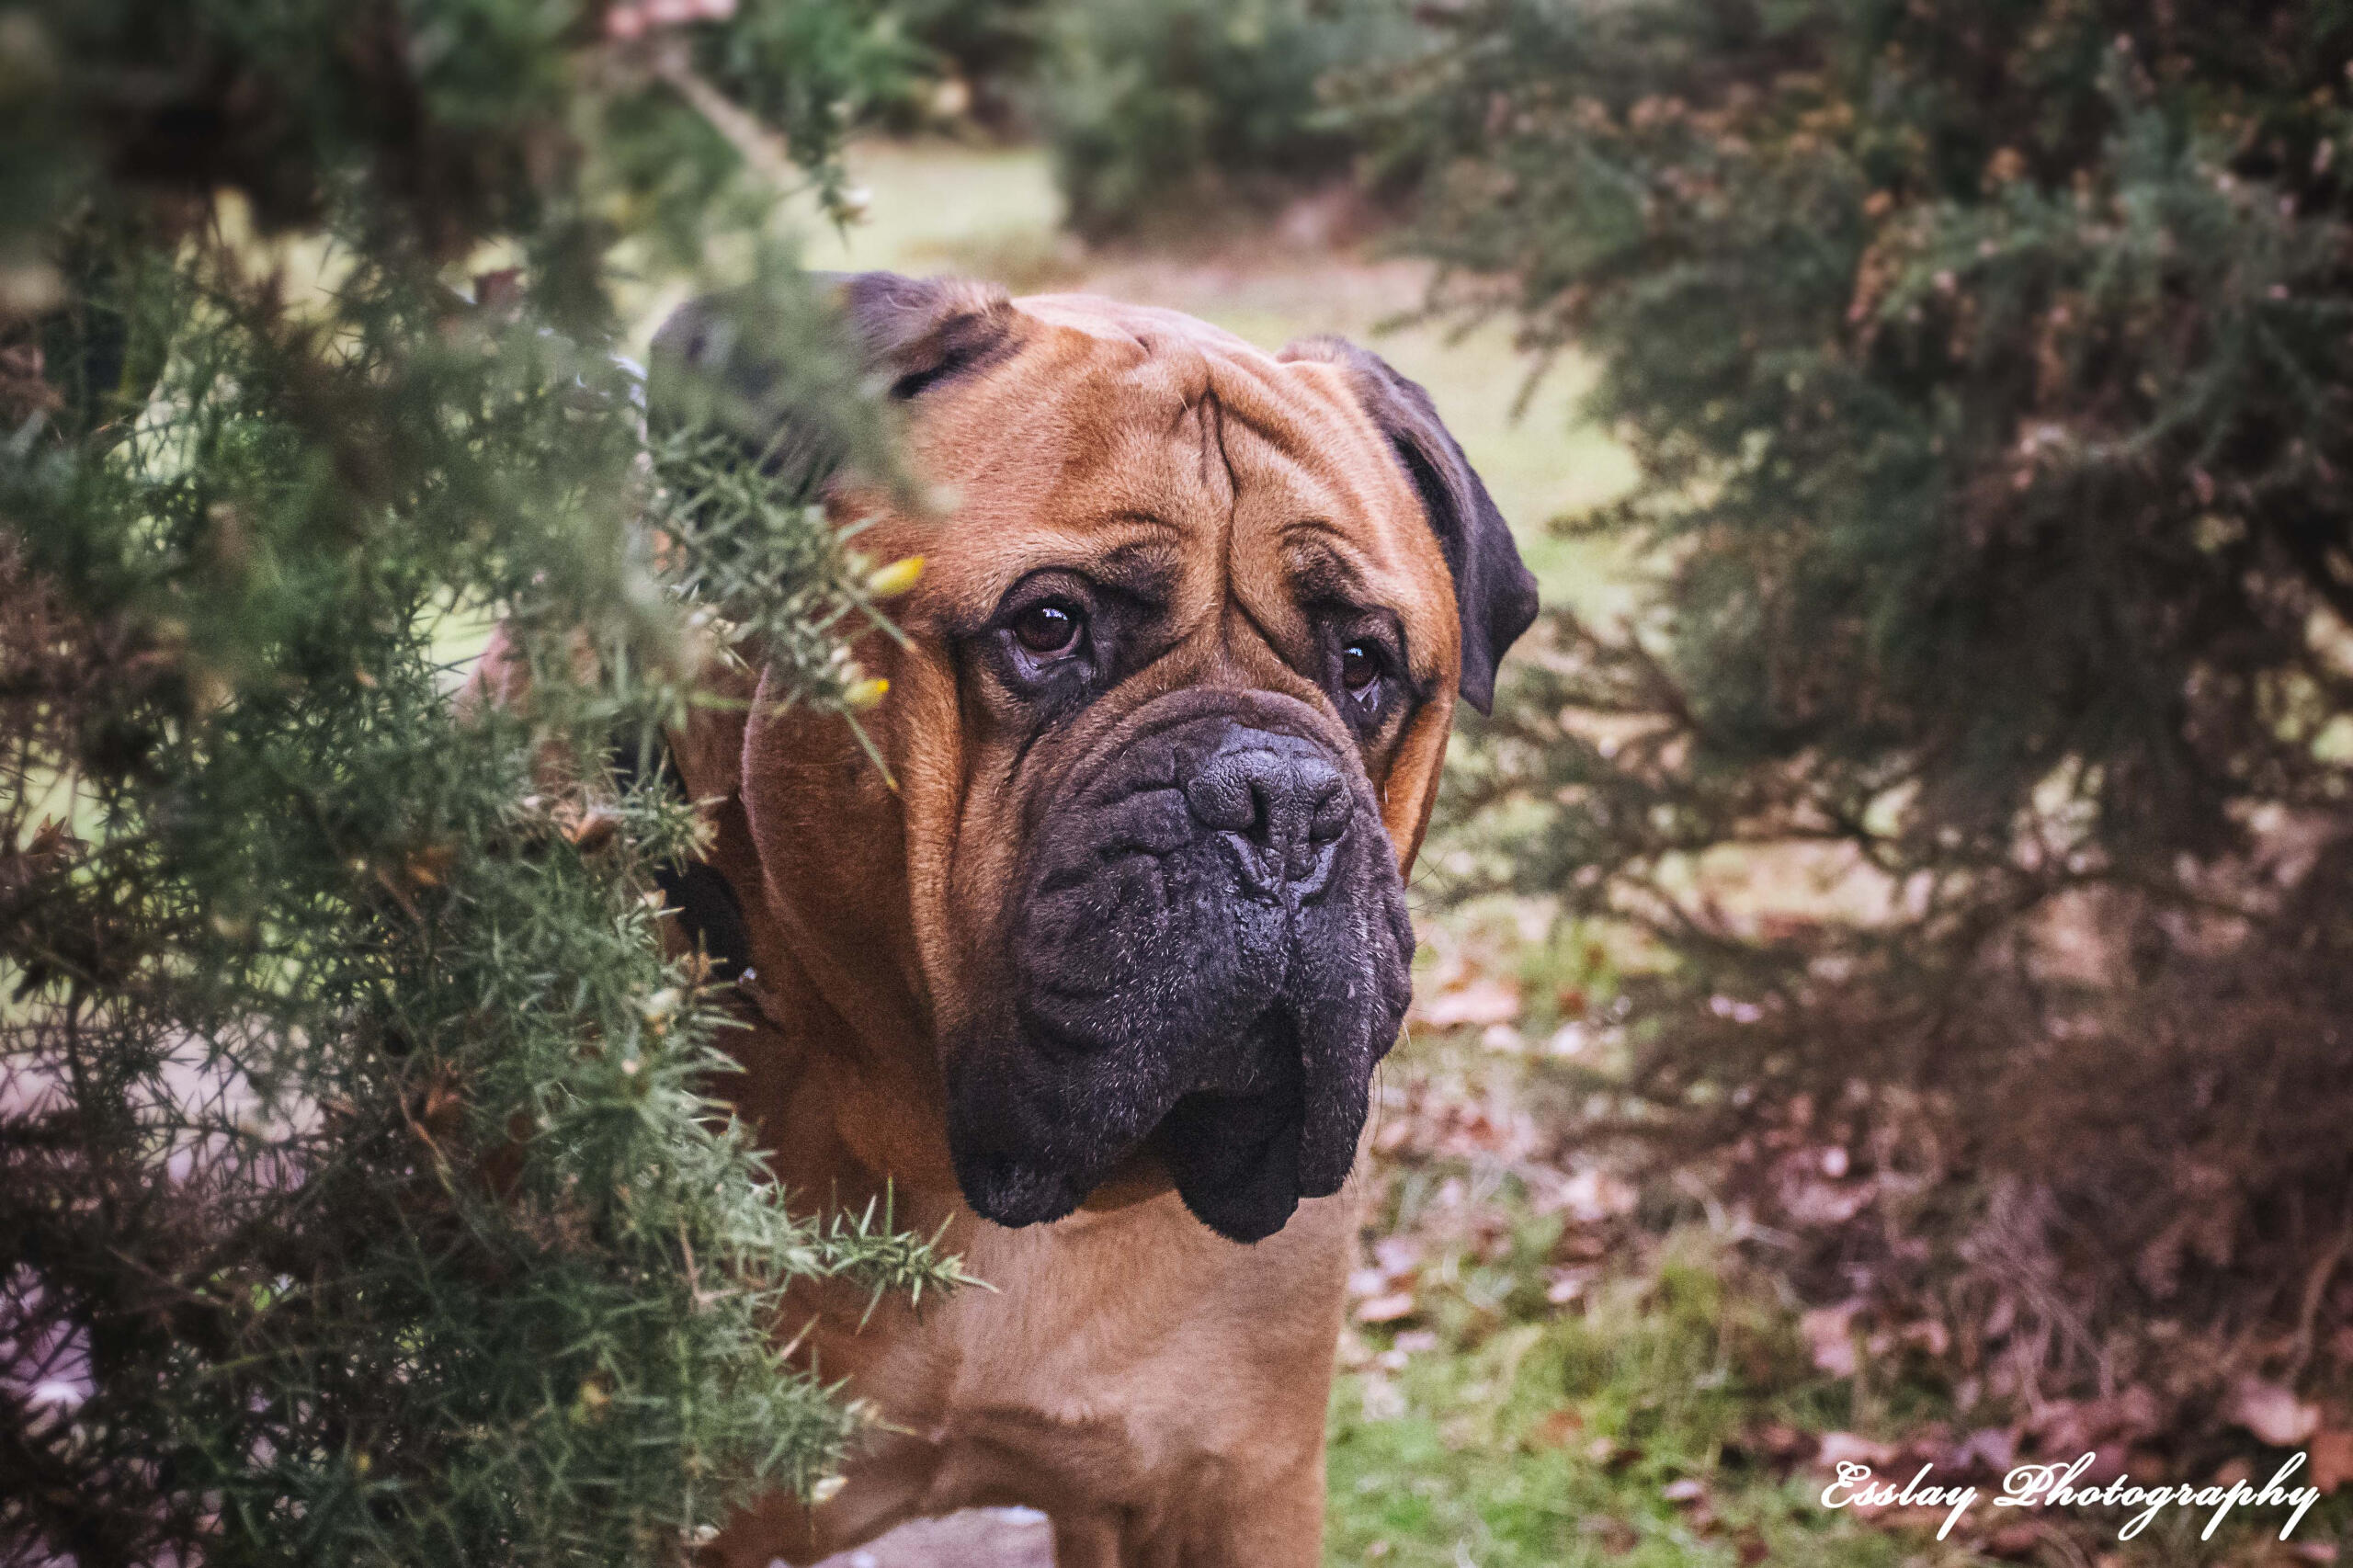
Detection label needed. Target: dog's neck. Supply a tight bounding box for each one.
[666,702,964,1204]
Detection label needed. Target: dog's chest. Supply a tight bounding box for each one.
[817,1187,1356,1521]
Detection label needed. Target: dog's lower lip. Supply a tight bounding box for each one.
[1171,1086,1287,1137]
[1167,1088,1300,1179]
[1165,1109,1304,1242]
[967,1153,1087,1227]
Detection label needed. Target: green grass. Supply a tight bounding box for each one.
[1326,1014,1939,1568]
[1327,1008,1983,1567]
[1324,1234,1931,1568]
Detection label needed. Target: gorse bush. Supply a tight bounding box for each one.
[1367,0,2353,1432]
[0,3,967,1562]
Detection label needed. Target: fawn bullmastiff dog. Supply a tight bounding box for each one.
[639,274,1536,1565]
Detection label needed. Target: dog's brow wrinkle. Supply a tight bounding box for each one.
[1285,534,1371,601]
[1215,392,1319,470]
[1226,588,1296,678]
[1282,517,1366,553]
[1198,391,1242,510]
[1091,538,1183,603]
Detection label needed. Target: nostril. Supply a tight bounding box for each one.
[1308,778,1349,844]
[1185,767,1259,833]
[1181,729,1357,895]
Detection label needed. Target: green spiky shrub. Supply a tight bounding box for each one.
[1362,0,2353,1444]
[0,4,970,1562]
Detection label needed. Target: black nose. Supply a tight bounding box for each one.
[1184,728,1351,900]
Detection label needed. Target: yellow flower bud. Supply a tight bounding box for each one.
[865,555,925,597]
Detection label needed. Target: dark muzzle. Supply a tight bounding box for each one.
[945,692,1415,1243]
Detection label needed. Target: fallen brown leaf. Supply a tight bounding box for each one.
[1587,1435,1639,1470]
[1801,1302,1864,1379]
[1527,1407,1584,1449]
[1579,1515,1639,1555]
[1943,1426,2016,1477]
[1984,1523,2044,1561]
[2309,1426,2353,1493]
[1411,976,1520,1030]
[2225,1376,2319,1448]
[1815,1431,1898,1470]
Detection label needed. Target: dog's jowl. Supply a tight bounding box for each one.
[642,275,1537,1567]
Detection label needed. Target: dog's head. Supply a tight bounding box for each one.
[654,275,1537,1243]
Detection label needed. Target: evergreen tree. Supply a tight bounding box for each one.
[1040,0,1416,237]
[0,4,968,1562]
[1369,2,2353,1415]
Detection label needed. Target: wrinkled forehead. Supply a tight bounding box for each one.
[886,294,1455,628]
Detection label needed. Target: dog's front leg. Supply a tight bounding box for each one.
[1051,1448,1324,1568]
[1196,1449,1327,1568]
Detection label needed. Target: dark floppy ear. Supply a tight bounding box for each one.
[1279,336,1540,714]
[648,271,1016,487]
[824,271,1018,400]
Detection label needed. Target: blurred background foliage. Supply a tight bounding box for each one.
[1363,0,2353,1528]
[11,0,2353,1565]
[1037,0,1416,240]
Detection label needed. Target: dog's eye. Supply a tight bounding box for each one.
[1331,631,1402,731]
[1012,600,1084,657]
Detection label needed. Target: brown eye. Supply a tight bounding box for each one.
[1340,642,1381,692]
[1012,600,1083,656]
